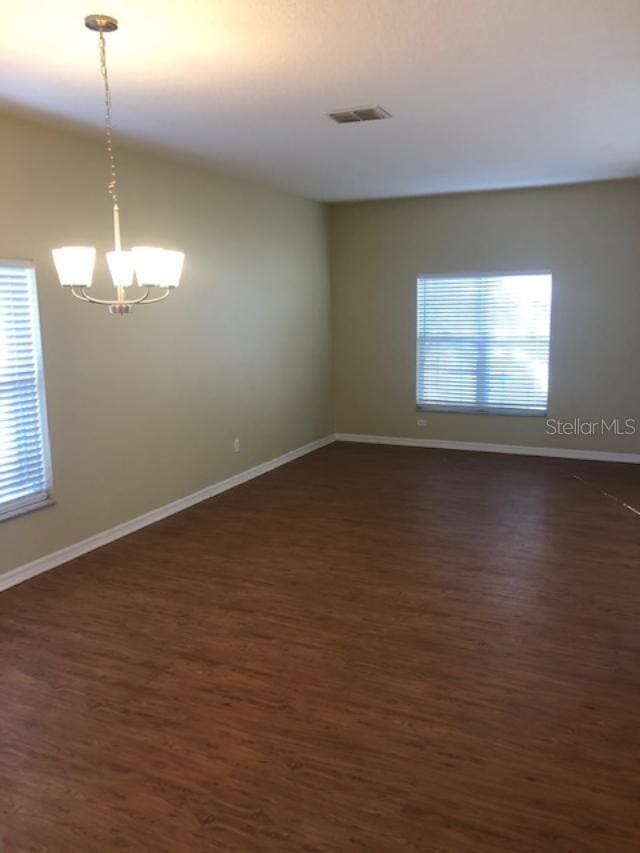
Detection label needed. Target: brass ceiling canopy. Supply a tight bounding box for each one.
[84,14,118,33]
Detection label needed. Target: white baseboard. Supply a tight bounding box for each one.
[335,433,640,463]
[5,429,636,594]
[0,434,336,594]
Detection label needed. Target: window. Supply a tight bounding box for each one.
[417,273,552,415]
[0,261,52,521]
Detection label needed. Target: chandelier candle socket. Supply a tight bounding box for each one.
[52,14,185,315]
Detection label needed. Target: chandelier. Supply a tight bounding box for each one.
[52,14,184,315]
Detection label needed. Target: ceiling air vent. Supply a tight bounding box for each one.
[328,106,391,124]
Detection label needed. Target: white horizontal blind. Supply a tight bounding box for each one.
[417,273,552,415]
[0,262,51,520]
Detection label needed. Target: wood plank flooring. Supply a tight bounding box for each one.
[1,442,639,851]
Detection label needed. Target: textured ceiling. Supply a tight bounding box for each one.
[2,0,640,200]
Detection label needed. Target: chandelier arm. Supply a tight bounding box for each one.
[72,288,159,306]
[127,287,153,304]
[71,287,170,307]
[74,289,122,306]
[139,289,171,305]
[70,287,92,302]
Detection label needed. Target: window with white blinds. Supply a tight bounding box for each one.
[417,273,552,415]
[0,261,52,521]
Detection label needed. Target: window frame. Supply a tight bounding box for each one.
[415,269,553,418]
[0,259,54,522]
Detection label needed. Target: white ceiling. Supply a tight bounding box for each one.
[3,0,640,201]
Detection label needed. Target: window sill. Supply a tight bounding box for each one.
[0,496,55,523]
[416,404,548,418]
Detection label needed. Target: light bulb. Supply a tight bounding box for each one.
[161,250,185,288]
[132,247,185,288]
[106,250,135,288]
[52,246,96,287]
[132,246,166,287]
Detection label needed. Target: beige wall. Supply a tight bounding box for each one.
[3,113,639,580]
[329,181,640,454]
[0,112,333,577]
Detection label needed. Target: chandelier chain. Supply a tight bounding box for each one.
[98,29,118,206]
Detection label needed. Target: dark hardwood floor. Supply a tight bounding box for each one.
[1,442,639,851]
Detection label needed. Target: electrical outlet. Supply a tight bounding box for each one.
[233,438,240,453]
[417,418,428,427]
